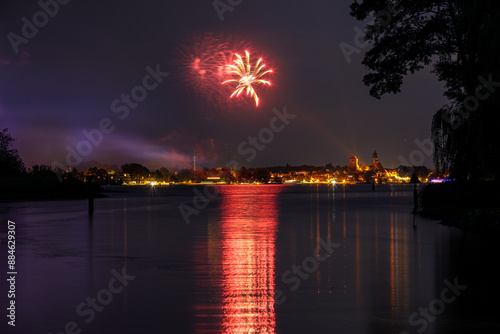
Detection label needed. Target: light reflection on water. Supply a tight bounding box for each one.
[219,185,280,333]
[1,184,499,333]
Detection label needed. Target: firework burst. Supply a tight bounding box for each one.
[222,50,272,107]
[175,33,225,91]
[174,33,272,109]
[175,33,255,109]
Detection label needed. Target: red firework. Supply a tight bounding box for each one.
[174,32,256,109]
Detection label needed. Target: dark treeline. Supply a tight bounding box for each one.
[350,0,500,182]
[0,129,89,200]
[0,127,435,201]
[350,0,500,228]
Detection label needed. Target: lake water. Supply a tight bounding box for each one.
[1,184,498,333]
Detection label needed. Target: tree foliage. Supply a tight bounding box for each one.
[121,163,150,181]
[0,128,25,176]
[253,168,271,184]
[350,0,500,181]
[88,167,109,184]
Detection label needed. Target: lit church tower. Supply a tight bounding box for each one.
[372,150,384,171]
[372,150,378,166]
[349,155,360,172]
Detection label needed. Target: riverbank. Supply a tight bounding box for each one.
[419,181,500,232]
[0,176,104,201]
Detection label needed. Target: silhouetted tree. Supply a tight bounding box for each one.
[218,167,236,183]
[63,168,85,182]
[159,167,170,181]
[88,167,109,184]
[237,167,252,182]
[254,168,271,184]
[0,128,25,176]
[151,170,162,181]
[30,165,58,183]
[350,1,500,181]
[363,170,375,183]
[121,163,150,181]
[177,169,193,182]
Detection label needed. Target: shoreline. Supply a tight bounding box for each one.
[435,210,500,233]
[0,182,421,203]
[419,181,500,233]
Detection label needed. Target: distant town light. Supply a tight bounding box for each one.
[430,178,453,184]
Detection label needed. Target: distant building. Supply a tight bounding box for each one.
[371,150,384,171]
[349,155,360,172]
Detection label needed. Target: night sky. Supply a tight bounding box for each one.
[0,0,447,171]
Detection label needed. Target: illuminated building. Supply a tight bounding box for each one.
[349,155,360,172]
[372,150,384,171]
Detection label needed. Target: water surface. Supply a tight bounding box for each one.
[1,184,498,333]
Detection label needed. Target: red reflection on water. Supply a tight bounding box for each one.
[219,185,282,333]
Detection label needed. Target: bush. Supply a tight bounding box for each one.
[420,181,500,224]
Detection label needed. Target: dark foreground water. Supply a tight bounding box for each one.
[1,184,498,334]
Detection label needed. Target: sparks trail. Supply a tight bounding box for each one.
[174,33,255,109]
[222,50,273,107]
